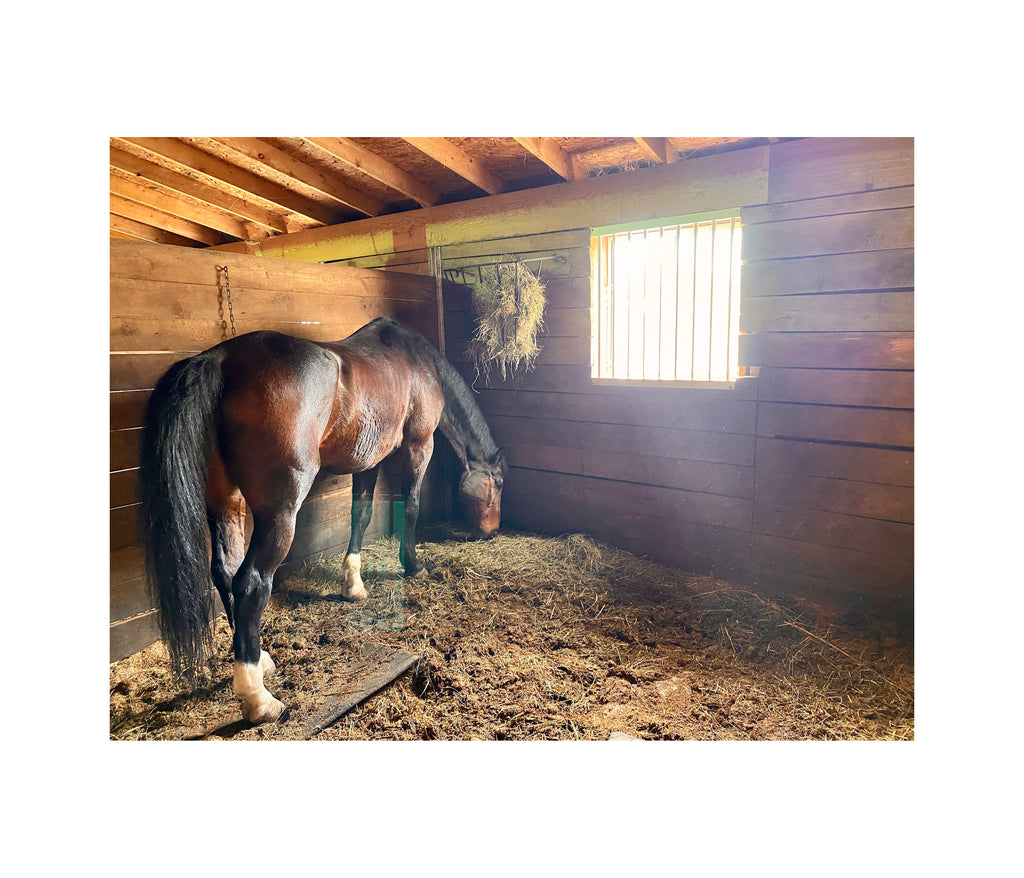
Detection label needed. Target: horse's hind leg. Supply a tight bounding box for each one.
[231,470,315,724]
[340,466,378,601]
[206,451,246,629]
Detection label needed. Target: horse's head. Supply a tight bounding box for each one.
[459,449,506,539]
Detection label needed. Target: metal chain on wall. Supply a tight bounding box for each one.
[217,265,236,341]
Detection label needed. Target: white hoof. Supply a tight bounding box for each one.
[234,661,285,725]
[341,553,369,601]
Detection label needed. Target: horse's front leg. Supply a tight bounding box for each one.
[401,435,433,579]
[340,466,379,600]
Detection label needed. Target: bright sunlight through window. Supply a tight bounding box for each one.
[592,210,742,383]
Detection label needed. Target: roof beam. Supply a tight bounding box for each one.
[110,193,227,245]
[403,137,507,195]
[110,213,204,247]
[633,137,677,164]
[211,137,386,217]
[512,137,575,180]
[306,137,441,207]
[110,145,292,235]
[110,173,263,241]
[117,137,341,227]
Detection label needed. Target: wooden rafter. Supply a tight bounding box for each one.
[633,137,677,164]
[110,145,292,235]
[110,213,203,247]
[110,194,226,245]
[306,137,441,207]
[109,173,263,241]
[211,137,386,217]
[512,137,576,180]
[117,137,341,226]
[403,137,507,195]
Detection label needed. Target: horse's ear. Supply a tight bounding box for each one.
[491,448,508,475]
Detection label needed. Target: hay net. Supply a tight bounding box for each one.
[455,258,546,385]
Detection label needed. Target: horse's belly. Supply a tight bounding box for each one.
[319,416,402,474]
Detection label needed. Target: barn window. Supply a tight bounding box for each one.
[591,209,742,384]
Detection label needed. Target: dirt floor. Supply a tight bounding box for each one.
[110,528,914,741]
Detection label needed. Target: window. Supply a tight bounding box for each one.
[591,209,743,384]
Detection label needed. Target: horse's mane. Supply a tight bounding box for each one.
[372,318,499,465]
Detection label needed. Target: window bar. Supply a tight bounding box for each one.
[673,225,681,381]
[725,217,736,381]
[692,219,700,381]
[708,220,717,380]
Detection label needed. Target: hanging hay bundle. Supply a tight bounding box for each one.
[465,258,546,384]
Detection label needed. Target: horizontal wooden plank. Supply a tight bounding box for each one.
[753,502,912,559]
[441,229,592,261]
[507,442,754,499]
[756,437,913,487]
[741,185,914,224]
[111,574,153,623]
[111,308,437,353]
[111,390,148,432]
[509,465,752,531]
[491,413,756,467]
[740,332,913,370]
[767,138,914,203]
[502,487,751,579]
[743,249,914,298]
[757,402,913,447]
[111,428,141,472]
[755,469,913,523]
[111,238,436,299]
[111,353,188,391]
[111,611,162,663]
[750,532,912,594]
[757,367,913,409]
[111,468,138,508]
[740,291,913,333]
[111,277,435,324]
[478,386,758,432]
[742,208,913,262]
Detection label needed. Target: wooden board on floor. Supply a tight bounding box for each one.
[304,643,419,738]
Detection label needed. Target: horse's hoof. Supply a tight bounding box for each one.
[342,583,368,601]
[413,566,429,580]
[242,695,286,725]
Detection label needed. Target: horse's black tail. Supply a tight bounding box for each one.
[137,351,224,688]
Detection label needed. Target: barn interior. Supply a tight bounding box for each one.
[109,136,914,740]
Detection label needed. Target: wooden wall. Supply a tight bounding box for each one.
[740,138,914,608]
[202,138,912,619]
[109,239,441,660]
[320,139,912,612]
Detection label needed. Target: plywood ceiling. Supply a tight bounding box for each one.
[109,136,780,249]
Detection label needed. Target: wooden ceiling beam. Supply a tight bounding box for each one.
[633,137,677,164]
[306,137,441,207]
[403,137,507,195]
[211,137,386,217]
[512,137,576,180]
[110,173,262,241]
[110,193,227,246]
[110,145,292,235]
[110,213,205,247]
[117,137,340,227]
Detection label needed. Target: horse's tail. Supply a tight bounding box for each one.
[137,350,224,687]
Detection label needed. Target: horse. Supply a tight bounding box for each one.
[138,316,506,724]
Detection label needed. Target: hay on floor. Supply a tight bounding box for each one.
[110,528,914,741]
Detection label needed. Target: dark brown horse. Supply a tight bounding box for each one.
[138,317,506,724]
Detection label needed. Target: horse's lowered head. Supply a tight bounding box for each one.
[459,449,507,539]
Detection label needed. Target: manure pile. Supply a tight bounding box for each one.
[110,529,914,741]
